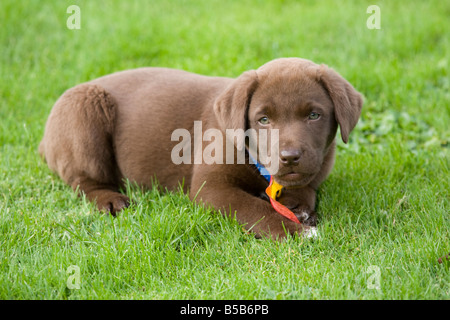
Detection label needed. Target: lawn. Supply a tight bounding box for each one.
[0,0,449,300]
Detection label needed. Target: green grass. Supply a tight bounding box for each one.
[0,0,449,299]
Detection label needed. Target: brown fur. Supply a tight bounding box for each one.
[39,58,363,239]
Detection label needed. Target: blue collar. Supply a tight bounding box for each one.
[248,151,271,182]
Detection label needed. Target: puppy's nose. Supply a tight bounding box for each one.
[280,149,301,166]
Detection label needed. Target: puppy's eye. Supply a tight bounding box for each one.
[308,112,320,120]
[258,116,270,125]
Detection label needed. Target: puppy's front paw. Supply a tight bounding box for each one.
[292,207,317,226]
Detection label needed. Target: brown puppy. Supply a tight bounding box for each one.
[39,58,363,239]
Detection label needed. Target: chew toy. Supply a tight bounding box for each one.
[249,151,301,224]
[265,177,301,224]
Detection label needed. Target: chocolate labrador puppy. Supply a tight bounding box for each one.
[39,58,363,239]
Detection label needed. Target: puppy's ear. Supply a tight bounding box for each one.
[214,70,258,150]
[318,65,363,143]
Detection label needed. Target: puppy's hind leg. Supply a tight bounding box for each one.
[71,176,130,215]
[40,83,129,215]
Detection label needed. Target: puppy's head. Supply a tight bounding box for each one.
[214,58,363,187]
